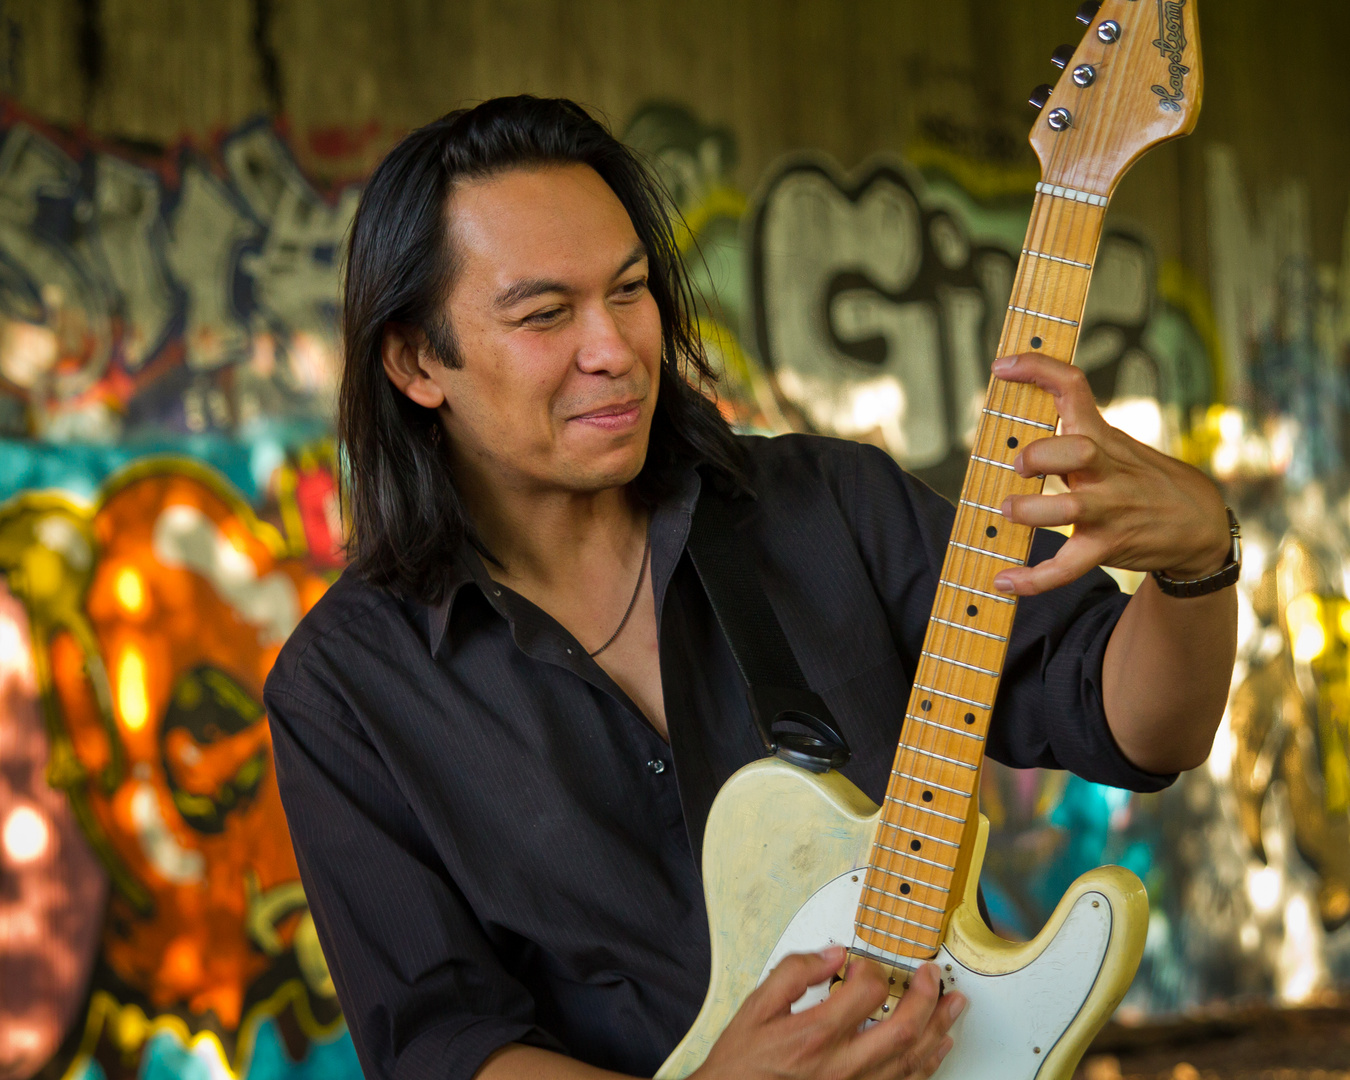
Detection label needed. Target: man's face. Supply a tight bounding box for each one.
[420,163,663,498]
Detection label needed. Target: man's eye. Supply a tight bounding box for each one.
[616,278,648,299]
[523,308,563,325]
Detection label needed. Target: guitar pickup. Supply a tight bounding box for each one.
[830,951,956,1024]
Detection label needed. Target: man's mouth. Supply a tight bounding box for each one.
[570,400,643,431]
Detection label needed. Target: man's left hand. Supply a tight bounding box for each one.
[988,352,1231,597]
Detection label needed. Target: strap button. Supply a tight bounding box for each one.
[646,759,667,775]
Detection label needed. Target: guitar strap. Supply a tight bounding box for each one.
[688,482,995,928]
[686,484,851,773]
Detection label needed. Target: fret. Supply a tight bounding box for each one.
[907,745,979,771]
[863,881,948,912]
[920,650,1000,677]
[887,796,964,823]
[947,540,1023,565]
[858,902,944,934]
[891,769,972,798]
[1008,304,1080,327]
[874,842,955,871]
[912,682,993,710]
[860,184,1112,945]
[907,713,985,742]
[1022,247,1092,270]
[938,579,1016,605]
[930,616,1007,642]
[877,820,962,847]
[958,497,1005,516]
[856,920,937,951]
[982,407,1057,431]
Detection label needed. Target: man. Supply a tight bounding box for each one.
[265,96,1237,1080]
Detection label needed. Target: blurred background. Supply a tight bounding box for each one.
[0,2,1347,1078]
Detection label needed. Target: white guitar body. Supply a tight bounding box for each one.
[657,759,1148,1080]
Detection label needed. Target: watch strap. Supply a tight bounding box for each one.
[1151,507,1241,598]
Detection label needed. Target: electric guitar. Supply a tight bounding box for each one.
[659,3,1203,1077]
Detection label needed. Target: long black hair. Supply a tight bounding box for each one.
[338,96,748,604]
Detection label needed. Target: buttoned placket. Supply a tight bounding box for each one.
[438,473,701,791]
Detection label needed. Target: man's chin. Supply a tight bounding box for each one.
[559,446,649,493]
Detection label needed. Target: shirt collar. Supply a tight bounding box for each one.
[425,549,478,657]
[423,462,704,657]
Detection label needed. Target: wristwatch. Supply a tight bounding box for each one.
[1151,507,1241,598]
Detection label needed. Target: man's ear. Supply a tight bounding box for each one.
[382,324,447,409]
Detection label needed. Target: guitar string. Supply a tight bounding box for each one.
[950,31,1114,783]
[862,181,1066,952]
[862,187,1065,951]
[863,64,1112,952]
[868,93,1112,953]
[1002,12,1120,433]
[910,131,1088,917]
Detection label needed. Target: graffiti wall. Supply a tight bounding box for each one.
[2,87,1349,1079]
[0,105,358,1079]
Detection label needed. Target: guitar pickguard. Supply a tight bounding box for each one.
[655,759,1148,1080]
[760,870,1113,1079]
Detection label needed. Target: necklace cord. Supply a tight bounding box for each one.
[588,528,651,658]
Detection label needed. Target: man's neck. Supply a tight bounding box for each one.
[460,466,645,593]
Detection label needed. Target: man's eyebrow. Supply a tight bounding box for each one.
[494,277,570,310]
[614,243,648,278]
[492,244,648,310]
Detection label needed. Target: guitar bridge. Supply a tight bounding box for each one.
[832,949,955,1023]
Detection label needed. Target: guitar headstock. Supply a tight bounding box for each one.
[1028,0,1202,196]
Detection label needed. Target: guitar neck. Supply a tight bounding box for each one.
[855,187,1110,962]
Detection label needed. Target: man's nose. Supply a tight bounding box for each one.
[574,304,640,377]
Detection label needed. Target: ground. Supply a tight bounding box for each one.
[1076,998,1350,1079]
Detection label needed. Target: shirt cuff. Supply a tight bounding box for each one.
[393,1017,566,1080]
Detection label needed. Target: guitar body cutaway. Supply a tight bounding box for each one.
[658,758,1148,1080]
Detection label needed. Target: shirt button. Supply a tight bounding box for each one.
[647,759,666,775]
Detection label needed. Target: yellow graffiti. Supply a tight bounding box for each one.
[903,136,1041,201]
[1157,258,1226,403]
[64,983,345,1080]
[113,566,146,615]
[116,645,149,731]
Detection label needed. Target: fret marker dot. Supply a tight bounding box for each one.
[965,712,976,724]
[900,883,911,894]
[921,699,932,711]
[910,839,921,851]
[922,790,933,802]
[1030,335,1043,349]
[967,604,978,617]
[986,525,998,538]
[1007,436,1019,449]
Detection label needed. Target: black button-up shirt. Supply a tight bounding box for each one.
[264,434,1174,1080]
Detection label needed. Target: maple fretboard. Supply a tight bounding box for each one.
[855,187,1109,961]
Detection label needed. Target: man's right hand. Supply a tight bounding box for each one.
[693,948,964,1080]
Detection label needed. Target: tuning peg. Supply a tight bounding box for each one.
[1076,1,1101,24]
[1029,84,1053,111]
[1051,44,1076,69]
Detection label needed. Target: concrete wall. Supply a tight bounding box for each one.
[6,0,1348,273]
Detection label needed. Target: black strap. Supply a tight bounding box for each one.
[686,486,850,773]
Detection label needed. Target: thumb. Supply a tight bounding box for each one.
[742,947,845,1022]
